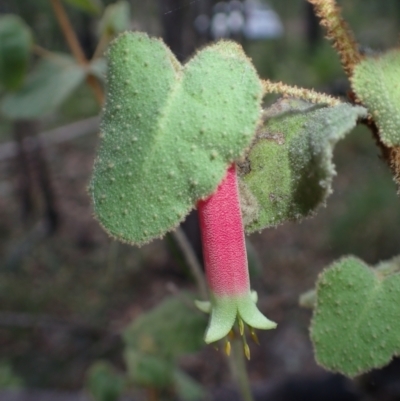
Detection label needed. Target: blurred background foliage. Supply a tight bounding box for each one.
[0,0,400,400]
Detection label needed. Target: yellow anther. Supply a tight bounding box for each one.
[244,343,251,360]
[250,328,260,345]
[225,341,231,356]
[238,318,245,336]
[228,330,236,340]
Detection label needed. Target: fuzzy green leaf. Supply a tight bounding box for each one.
[1,55,86,119]
[311,256,400,377]
[123,293,207,359]
[90,32,262,245]
[239,99,367,233]
[63,0,102,14]
[0,15,32,91]
[352,50,400,146]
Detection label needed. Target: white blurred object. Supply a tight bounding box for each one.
[213,1,229,13]
[202,0,284,40]
[229,0,243,11]
[194,14,210,34]
[211,12,230,39]
[228,10,245,34]
[243,0,283,39]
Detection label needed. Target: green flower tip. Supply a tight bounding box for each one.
[196,291,276,358]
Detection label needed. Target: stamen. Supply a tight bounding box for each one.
[225,340,232,356]
[244,343,251,360]
[238,317,245,336]
[242,330,251,360]
[250,328,260,345]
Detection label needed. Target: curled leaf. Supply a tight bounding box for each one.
[239,98,367,233]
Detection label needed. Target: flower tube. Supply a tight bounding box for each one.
[197,164,276,353]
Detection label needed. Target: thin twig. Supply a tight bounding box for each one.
[49,0,104,105]
[171,227,208,300]
[262,80,341,106]
[0,116,99,162]
[92,31,111,60]
[49,0,86,63]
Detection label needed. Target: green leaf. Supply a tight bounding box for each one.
[0,360,24,389]
[98,1,130,37]
[239,99,367,233]
[1,54,86,119]
[352,50,400,146]
[124,350,174,389]
[123,293,207,359]
[86,361,125,401]
[90,32,262,245]
[311,256,400,377]
[63,0,102,15]
[0,15,32,90]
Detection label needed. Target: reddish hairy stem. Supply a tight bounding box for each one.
[197,164,249,297]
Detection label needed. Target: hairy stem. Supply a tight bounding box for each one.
[262,80,341,106]
[308,0,362,77]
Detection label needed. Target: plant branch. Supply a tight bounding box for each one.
[50,0,86,63]
[262,80,341,106]
[49,0,104,105]
[228,338,255,401]
[92,31,111,60]
[308,0,362,77]
[87,74,105,105]
[172,227,208,300]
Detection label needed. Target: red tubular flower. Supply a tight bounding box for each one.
[196,164,276,351]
